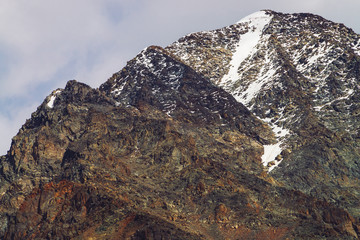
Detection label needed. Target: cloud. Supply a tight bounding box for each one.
[0,1,118,95]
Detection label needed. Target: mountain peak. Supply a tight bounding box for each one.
[236,10,273,24]
[100,44,275,144]
[166,9,360,221]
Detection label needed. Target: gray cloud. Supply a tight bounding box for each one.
[0,0,359,154]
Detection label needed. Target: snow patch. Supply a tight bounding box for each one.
[236,67,277,105]
[352,39,360,56]
[47,90,62,108]
[262,143,283,172]
[313,88,354,111]
[261,113,290,172]
[271,124,290,139]
[47,96,56,108]
[111,81,126,96]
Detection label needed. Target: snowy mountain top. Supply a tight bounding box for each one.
[97,45,275,145]
[220,11,273,105]
[236,10,272,24]
[166,10,360,173]
[100,46,187,106]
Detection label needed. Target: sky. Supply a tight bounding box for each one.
[0,0,359,155]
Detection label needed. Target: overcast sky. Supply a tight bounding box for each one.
[0,0,359,155]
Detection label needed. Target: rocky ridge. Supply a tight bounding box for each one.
[0,10,360,239]
[167,10,360,219]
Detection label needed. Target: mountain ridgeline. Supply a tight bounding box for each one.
[1,10,360,239]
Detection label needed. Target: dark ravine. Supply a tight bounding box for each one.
[1,10,360,239]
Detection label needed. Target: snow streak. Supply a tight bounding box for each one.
[218,11,289,171]
[220,11,273,103]
[47,90,62,108]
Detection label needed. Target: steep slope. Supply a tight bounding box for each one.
[1,42,359,239]
[99,46,274,145]
[167,10,360,219]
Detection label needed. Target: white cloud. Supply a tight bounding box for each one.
[0,0,119,96]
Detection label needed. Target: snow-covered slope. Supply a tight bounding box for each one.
[221,11,273,101]
[99,46,275,149]
[166,10,360,217]
[167,10,360,171]
[168,10,291,170]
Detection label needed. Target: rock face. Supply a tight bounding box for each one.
[1,10,360,239]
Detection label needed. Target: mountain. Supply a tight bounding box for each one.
[1,10,360,239]
[166,9,360,219]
